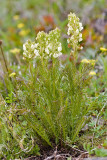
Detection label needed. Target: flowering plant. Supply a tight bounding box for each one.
[0,12,98,159]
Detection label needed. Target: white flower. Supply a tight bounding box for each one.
[67,39,70,43]
[49,52,52,57]
[31,43,39,49]
[79,33,82,38]
[80,26,83,31]
[47,44,52,50]
[79,22,83,31]
[76,29,79,34]
[34,43,39,48]
[28,54,32,58]
[67,30,70,36]
[71,36,74,40]
[67,26,73,36]
[31,44,35,49]
[80,46,83,50]
[23,44,26,51]
[23,52,27,56]
[79,22,82,27]
[79,38,82,42]
[58,46,62,52]
[34,49,39,56]
[67,23,71,27]
[59,52,62,56]
[45,48,49,54]
[58,43,62,52]
[72,13,75,17]
[53,52,62,58]
[69,27,73,31]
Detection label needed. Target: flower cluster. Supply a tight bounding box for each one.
[9,72,16,77]
[81,59,96,66]
[100,47,107,52]
[17,23,24,29]
[19,29,30,36]
[23,40,37,59]
[100,47,107,55]
[13,15,19,20]
[23,28,62,59]
[45,28,62,58]
[10,48,21,54]
[67,12,83,50]
[89,71,96,76]
[81,59,96,76]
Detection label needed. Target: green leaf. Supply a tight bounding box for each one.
[95,148,107,157]
[22,121,27,126]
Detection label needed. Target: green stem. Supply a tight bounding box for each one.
[0,45,9,75]
[52,57,55,98]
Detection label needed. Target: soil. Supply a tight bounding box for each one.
[25,146,89,160]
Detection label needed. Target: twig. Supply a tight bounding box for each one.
[60,139,86,153]
[76,151,88,160]
[15,136,34,155]
[24,156,38,160]
[44,153,71,160]
[7,108,30,112]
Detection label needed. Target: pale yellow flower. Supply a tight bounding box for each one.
[89,59,96,66]
[100,47,107,52]
[19,29,30,36]
[17,23,24,29]
[81,59,90,64]
[89,71,96,76]
[9,72,16,77]
[10,48,21,54]
[81,59,96,66]
[13,15,19,20]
